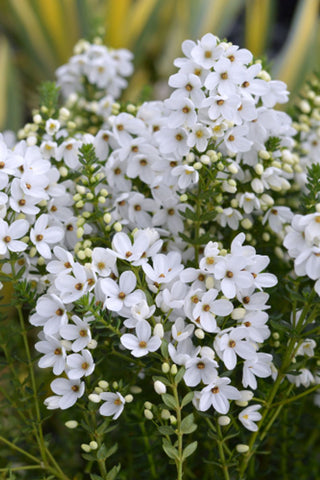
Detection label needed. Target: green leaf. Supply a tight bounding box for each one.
[162,393,177,410]
[158,425,175,435]
[182,441,198,460]
[160,339,169,358]
[181,392,194,408]
[105,443,118,459]
[181,413,197,435]
[106,464,121,480]
[90,474,104,480]
[174,367,185,385]
[162,439,179,460]
[82,453,97,462]
[97,443,108,461]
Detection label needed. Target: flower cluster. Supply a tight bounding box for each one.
[1,34,320,475]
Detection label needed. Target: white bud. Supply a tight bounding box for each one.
[161,409,171,420]
[239,390,254,402]
[33,114,42,124]
[114,222,122,232]
[65,420,78,429]
[87,339,97,349]
[161,362,170,373]
[236,444,249,453]
[170,364,178,375]
[59,166,68,177]
[218,416,231,426]
[94,387,103,394]
[27,136,37,146]
[170,415,177,425]
[144,409,154,420]
[224,163,236,175]
[258,150,270,160]
[251,178,264,194]
[144,401,152,410]
[241,218,252,230]
[89,441,98,450]
[124,394,133,403]
[235,400,249,407]
[260,194,274,207]
[262,232,270,241]
[103,213,112,223]
[205,276,214,289]
[76,185,86,194]
[200,154,210,165]
[193,161,202,170]
[88,393,101,403]
[81,444,91,453]
[254,163,264,175]
[154,380,167,395]
[130,386,142,394]
[98,380,109,390]
[153,323,164,338]
[231,308,246,320]
[195,328,205,339]
[299,100,311,113]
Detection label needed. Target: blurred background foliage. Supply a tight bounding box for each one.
[0,0,319,131]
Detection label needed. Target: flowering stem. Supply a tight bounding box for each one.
[16,302,48,467]
[216,423,231,480]
[171,381,184,480]
[139,421,158,478]
[239,289,318,477]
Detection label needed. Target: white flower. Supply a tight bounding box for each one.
[67,350,95,379]
[190,33,223,69]
[242,353,272,389]
[99,392,125,419]
[91,247,117,277]
[60,315,92,352]
[55,263,89,303]
[183,356,218,387]
[192,288,233,332]
[215,328,256,370]
[120,320,161,357]
[238,404,262,432]
[47,378,85,409]
[0,218,29,254]
[30,214,64,259]
[35,335,67,375]
[213,255,254,299]
[30,294,68,335]
[101,270,144,312]
[198,377,241,414]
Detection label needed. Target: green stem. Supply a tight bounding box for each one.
[216,423,230,480]
[0,465,44,472]
[239,290,317,477]
[0,435,41,465]
[171,381,183,480]
[271,383,320,408]
[140,421,158,479]
[16,303,47,466]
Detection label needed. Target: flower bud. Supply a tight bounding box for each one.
[130,385,142,394]
[154,380,167,395]
[98,380,109,390]
[124,394,133,403]
[65,420,78,429]
[170,364,178,375]
[162,362,170,373]
[144,409,154,420]
[170,415,177,425]
[236,444,249,453]
[231,308,246,320]
[161,409,171,420]
[195,328,205,339]
[218,416,231,426]
[144,401,152,410]
[153,323,164,338]
[89,441,98,450]
[81,444,91,452]
[88,394,101,403]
